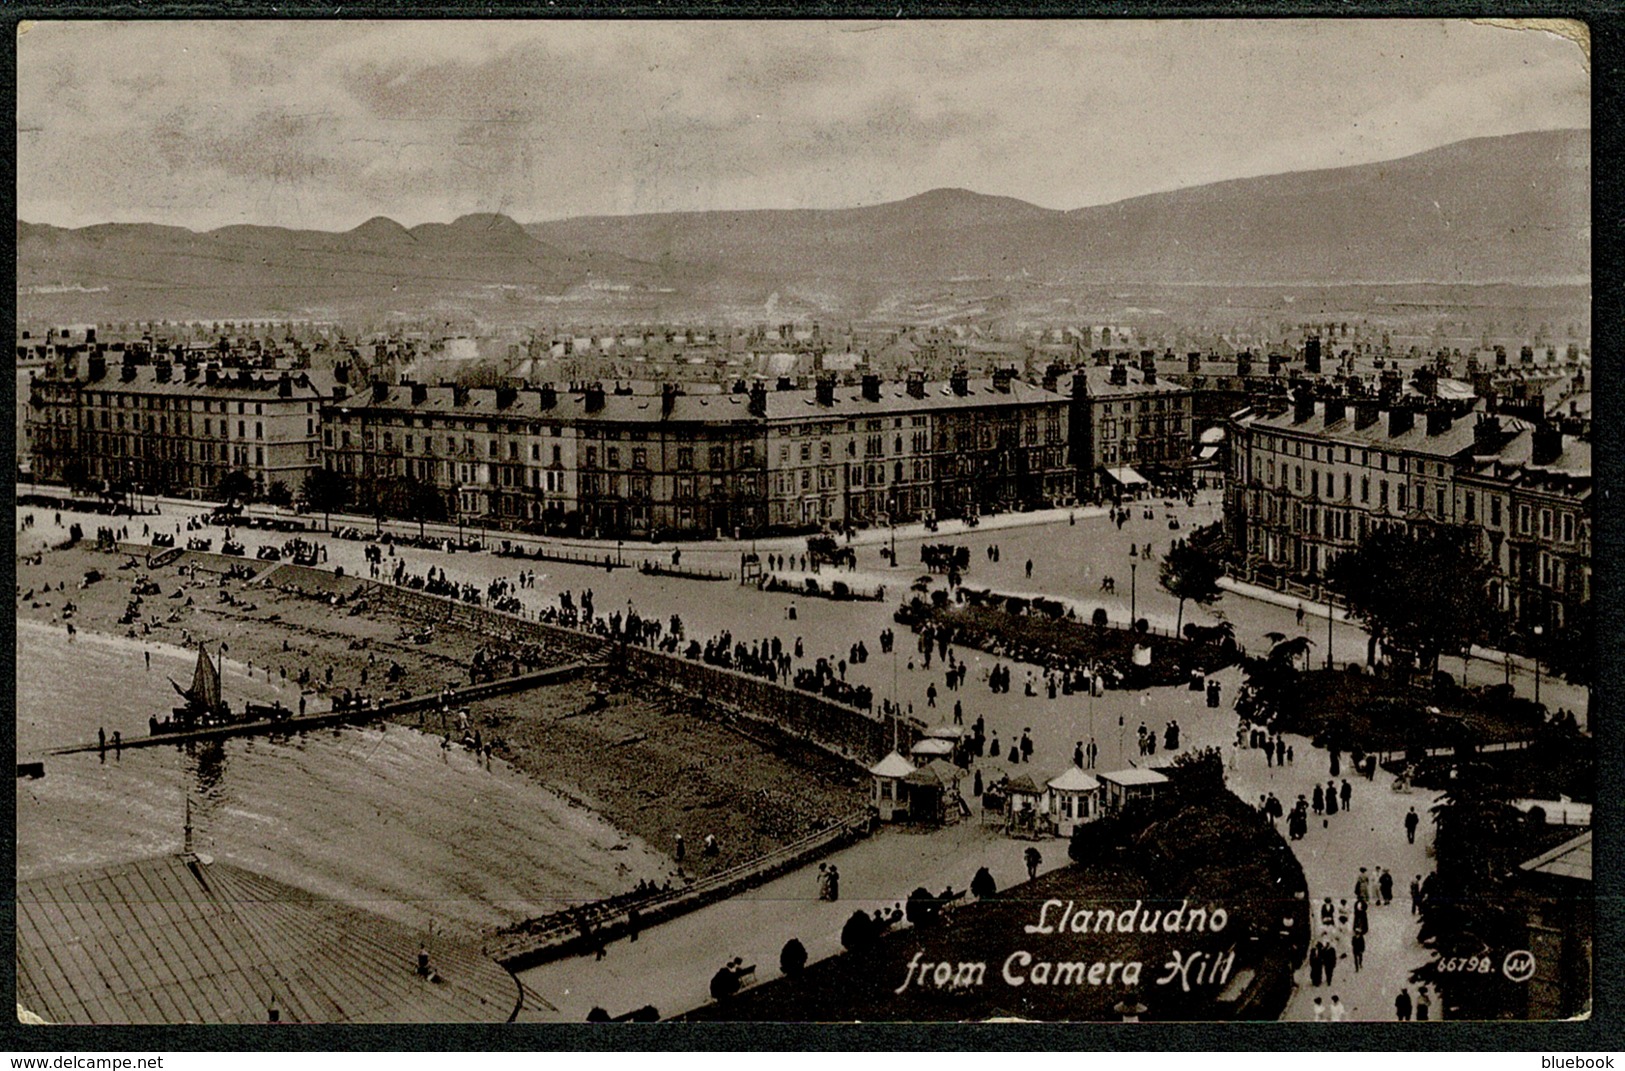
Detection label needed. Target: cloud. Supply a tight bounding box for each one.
[17,19,1589,231]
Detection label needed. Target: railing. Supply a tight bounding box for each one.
[488,809,873,969]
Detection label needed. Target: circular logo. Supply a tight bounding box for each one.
[1502,950,1537,983]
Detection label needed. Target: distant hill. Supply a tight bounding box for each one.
[529,128,1589,288]
[15,212,655,321]
[16,128,1587,322]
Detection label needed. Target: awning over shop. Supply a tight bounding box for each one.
[1101,465,1149,487]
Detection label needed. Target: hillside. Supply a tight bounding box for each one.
[530,129,1588,289]
[16,129,1588,322]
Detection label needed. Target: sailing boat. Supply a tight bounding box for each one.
[158,644,232,732]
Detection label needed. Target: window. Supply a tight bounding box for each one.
[1294,466,1303,491]
[530,443,539,461]
[1397,484,1407,510]
[822,442,832,460]
[1518,504,1531,535]
[552,445,561,466]
[711,446,726,469]
[1491,498,1502,528]
[632,448,646,469]
[1436,490,1445,517]
[742,445,754,465]
[1541,509,1553,539]
[678,447,695,469]
[488,440,497,458]
[1343,474,1352,501]
[1463,492,1476,522]
[586,446,598,468]
[1310,470,1319,497]
[509,441,519,460]
[1561,513,1575,543]
[1379,480,1388,508]
[800,442,811,462]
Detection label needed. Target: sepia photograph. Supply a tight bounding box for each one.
[12,17,1594,1028]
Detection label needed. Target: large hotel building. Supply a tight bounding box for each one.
[1226,389,1591,634]
[321,369,1075,538]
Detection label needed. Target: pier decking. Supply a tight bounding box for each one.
[46,660,602,757]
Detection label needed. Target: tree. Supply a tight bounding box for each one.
[380,478,447,539]
[970,866,997,900]
[779,938,808,976]
[265,480,293,508]
[301,466,349,531]
[217,469,255,504]
[1159,537,1224,638]
[1329,525,1495,675]
[61,458,88,494]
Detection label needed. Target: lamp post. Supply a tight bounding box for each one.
[1130,561,1138,628]
[1532,624,1544,706]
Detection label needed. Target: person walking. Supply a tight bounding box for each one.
[827,865,840,902]
[1312,997,1326,1022]
[1309,941,1324,987]
[1329,995,1347,1022]
[1355,867,1372,905]
[1379,868,1394,906]
[1325,780,1339,816]
[1410,874,1423,915]
[1340,778,1353,812]
[675,833,686,867]
[1024,846,1042,880]
[1416,987,1432,1021]
[1395,988,1413,1021]
[1351,930,1365,972]
[1405,806,1420,844]
[1313,784,1325,816]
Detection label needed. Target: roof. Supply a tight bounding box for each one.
[328,377,1067,427]
[17,854,520,1025]
[1005,774,1045,795]
[1076,364,1187,399]
[1239,400,1538,460]
[1048,767,1102,793]
[1102,466,1149,486]
[1519,830,1591,883]
[760,378,1066,421]
[46,364,330,403]
[904,759,959,787]
[924,723,967,740]
[909,737,956,757]
[1098,768,1169,787]
[868,751,916,778]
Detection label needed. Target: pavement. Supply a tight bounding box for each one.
[19,486,1584,1022]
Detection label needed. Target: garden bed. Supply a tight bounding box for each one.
[898,598,1239,688]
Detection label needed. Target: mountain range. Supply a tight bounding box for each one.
[16,128,1588,323]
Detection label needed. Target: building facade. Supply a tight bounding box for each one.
[1226,394,1589,636]
[1070,358,1195,498]
[320,371,1073,539]
[26,353,329,498]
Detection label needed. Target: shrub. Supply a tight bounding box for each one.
[1092,607,1110,628]
[1133,618,1149,634]
[840,910,877,952]
[780,938,808,976]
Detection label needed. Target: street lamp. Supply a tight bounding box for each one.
[1130,561,1138,628]
[1532,624,1544,706]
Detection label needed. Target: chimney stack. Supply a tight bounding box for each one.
[278,372,293,398]
[1236,352,1254,378]
[1187,352,1202,374]
[1520,345,1535,365]
[906,370,927,399]
[1292,386,1315,424]
[1304,336,1322,374]
[815,373,836,407]
[861,373,881,402]
[410,382,428,405]
[992,367,1014,394]
[661,382,680,418]
[749,380,768,417]
[537,382,558,409]
[1354,400,1379,431]
[1323,397,1347,426]
[776,376,794,392]
[1531,424,1563,466]
[332,383,348,402]
[496,385,518,410]
[1473,414,1502,455]
[1387,407,1414,437]
[1267,352,1283,377]
[1425,408,1452,436]
[1108,363,1128,387]
[950,369,969,397]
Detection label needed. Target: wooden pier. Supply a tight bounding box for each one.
[47,659,604,757]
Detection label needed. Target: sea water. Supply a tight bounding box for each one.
[15,620,669,936]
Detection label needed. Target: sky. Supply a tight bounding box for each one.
[16,19,1590,232]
